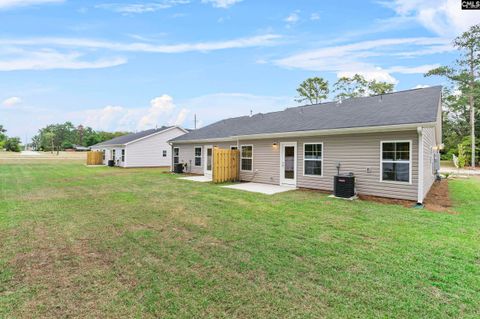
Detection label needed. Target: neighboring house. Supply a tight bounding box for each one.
[74,145,90,152]
[170,86,443,204]
[91,126,188,168]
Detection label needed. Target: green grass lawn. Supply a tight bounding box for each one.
[0,161,479,318]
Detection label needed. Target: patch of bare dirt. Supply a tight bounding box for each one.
[357,194,415,208]
[423,179,456,213]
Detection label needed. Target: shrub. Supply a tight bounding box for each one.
[457,144,466,168]
[62,141,74,149]
[459,137,480,166]
[4,137,21,152]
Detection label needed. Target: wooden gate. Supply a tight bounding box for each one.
[86,151,103,165]
[213,148,240,183]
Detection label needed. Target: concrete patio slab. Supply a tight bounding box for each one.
[222,182,296,195]
[179,175,212,182]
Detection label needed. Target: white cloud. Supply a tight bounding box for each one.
[380,0,480,36]
[2,96,22,107]
[285,11,300,24]
[387,64,440,74]
[95,0,189,14]
[75,94,185,132]
[0,34,282,54]
[414,84,430,89]
[139,95,176,129]
[275,37,453,83]
[0,0,62,9]
[337,69,398,84]
[310,13,320,21]
[201,0,242,8]
[82,105,132,132]
[170,108,189,126]
[0,48,126,71]
[0,34,280,71]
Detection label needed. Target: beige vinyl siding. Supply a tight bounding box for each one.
[173,130,419,200]
[422,127,436,198]
[176,142,234,174]
[176,144,199,174]
[126,127,185,168]
[94,146,125,167]
[297,131,418,200]
[239,139,282,184]
[237,131,418,200]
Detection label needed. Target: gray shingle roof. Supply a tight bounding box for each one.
[93,126,173,147]
[171,86,441,142]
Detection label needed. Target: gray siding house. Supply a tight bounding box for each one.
[91,126,187,168]
[170,87,442,204]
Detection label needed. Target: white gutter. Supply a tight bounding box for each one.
[417,127,424,204]
[171,122,436,144]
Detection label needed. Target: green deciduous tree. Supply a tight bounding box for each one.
[333,74,369,100]
[0,125,7,149]
[368,80,395,95]
[333,74,394,100]
[426,24,480,167]
[32,122,130,152]
[5,137,21,152]
[295,77,329,104]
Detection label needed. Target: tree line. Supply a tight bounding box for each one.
[0,125,21,152]
[31,122,129,153]
[295,24,480,167]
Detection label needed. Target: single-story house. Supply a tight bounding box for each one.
[91,126,188,168]
[169,86,443,204]
[65,144,90,152]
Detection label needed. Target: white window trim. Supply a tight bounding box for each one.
[303,142,324,177]
[121,149,125,162]
[380,140,412,185]
[194,146,202,167]
[240,144,253,172]
[173,147,179,164]
[162,150,167,157]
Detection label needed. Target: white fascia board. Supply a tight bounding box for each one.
[125,126,184,146]
[171,137,237,144]
[91,144,124,148]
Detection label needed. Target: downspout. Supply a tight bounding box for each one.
[417,127,424,206]
[124,146,127,168]
[169,142,174,172]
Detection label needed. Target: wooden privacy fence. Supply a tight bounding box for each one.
[86,151,103,165]
[213,148,240,183]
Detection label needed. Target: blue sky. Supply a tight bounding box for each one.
[0,0,479,140]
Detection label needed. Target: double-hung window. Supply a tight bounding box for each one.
[121,149,125,162]
[112,149,116,160]
[241,145,253,171]
[173,147,179,164]
[304,143,323,176]
[162,150,167,157]
[381,141,411,183]
[194,147,202,166]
